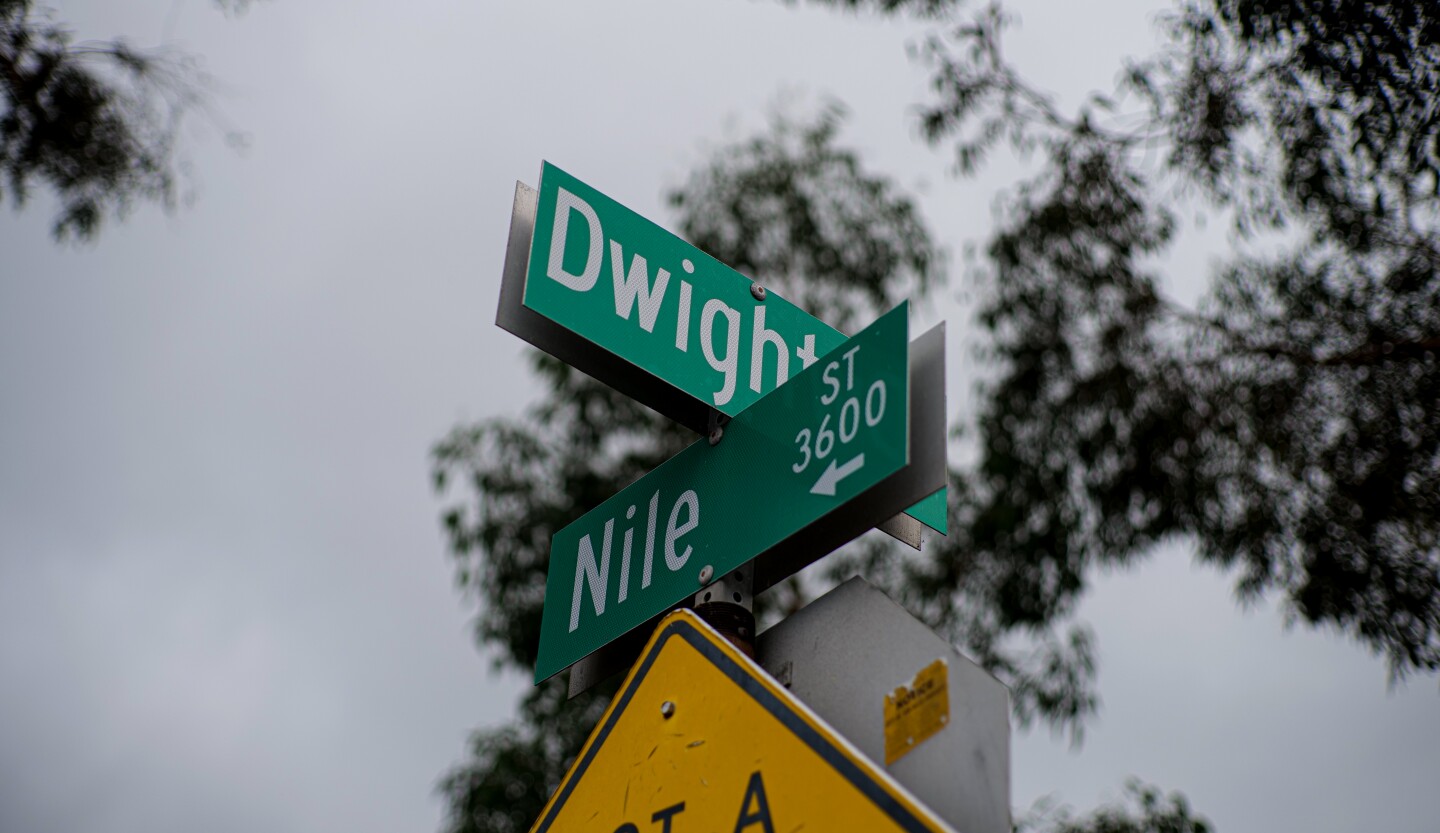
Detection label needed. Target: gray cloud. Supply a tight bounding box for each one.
[1,2,1434,833]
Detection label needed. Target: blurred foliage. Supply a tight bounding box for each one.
[437,676,618,833]
[0,0,246,241]
[434,1,1436,831]
[903,0,1439,680]
[1019,780,1212,833]
[670,101,938,333]
[774,0,964,19]
[433,354,697,672]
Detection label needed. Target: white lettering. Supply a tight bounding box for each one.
[821,360,841,405]
[664,490,700,571]
[610,241,671,332]
[796,333,818,369]
[568,519,613,632]
[749,306,790,394]
[675,280,692,352]
[642,491,659,589]
[865,379,886,426]
[618,505,636,603]
[700,299,740,407]
[546,188,603,291]
[842,345,860,391]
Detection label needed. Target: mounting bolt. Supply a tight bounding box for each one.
[750,283,767,301]
[708,426,724,446]
[698,565,714,585]
[660,700,676,719]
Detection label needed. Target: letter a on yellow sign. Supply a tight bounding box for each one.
[527,609,956,833]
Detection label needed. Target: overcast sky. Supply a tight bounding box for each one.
[1,2,1436,833]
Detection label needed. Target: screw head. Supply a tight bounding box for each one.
[660,700,676,719]
[698,564,714,584]
[750,283,767,301]
[708,426,724,446]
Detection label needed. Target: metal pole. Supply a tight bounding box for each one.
[692,565,755,658]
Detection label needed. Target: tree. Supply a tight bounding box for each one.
[0,0,248,241]
[1019,780,1211,833]
[432,1,1437,830]
[902,0,1439,679]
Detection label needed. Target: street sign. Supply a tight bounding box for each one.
[528,609,957,833]
[494,170,946,538]
[527,161,837,418]
[536,303,945,683]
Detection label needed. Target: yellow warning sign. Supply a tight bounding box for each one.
[529,609,954,833]
[884,658,950,765]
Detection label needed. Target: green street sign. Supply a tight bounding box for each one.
[528,160,842,417]
[536,303,918,683]
[496,165,945,537]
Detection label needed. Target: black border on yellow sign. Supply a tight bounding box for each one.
[532,615,938,833]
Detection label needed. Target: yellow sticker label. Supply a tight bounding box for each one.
[884,658,950,765]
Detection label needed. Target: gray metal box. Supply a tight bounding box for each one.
[756,577,1011,833]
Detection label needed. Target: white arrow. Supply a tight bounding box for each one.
[810,453,866,496]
